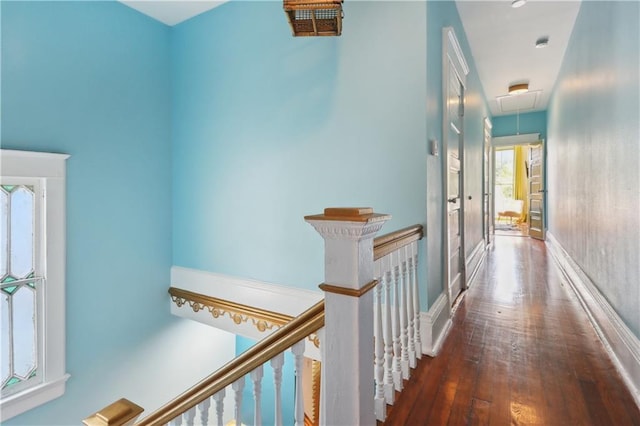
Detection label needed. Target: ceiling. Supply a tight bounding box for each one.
[119,1,226,26]
[455,1,581,116]
[118,0,581,117]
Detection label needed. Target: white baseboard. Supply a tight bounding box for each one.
[546,233,640,408]
[465,240,486,289]
[420,292,452,357]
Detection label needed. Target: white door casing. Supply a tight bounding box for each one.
[442,27,469,308]
[483,117,494,246]
[528,142,545,240]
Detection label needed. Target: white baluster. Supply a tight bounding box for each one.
[399,250,410,379]
[271,352,285,426]
[392,254,403,391]
[184,406,196,426]
[168,418,181,426]
[213,389,226,426]
[383,256,395,404]
[250,365,264,426]
[412,242,422,359]
[198,397,211,425]
[292,341,305,426]
[374,278,386,421]
[405,245,417,369]
[232,377,245,426]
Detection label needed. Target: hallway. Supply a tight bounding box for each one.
[384,236,640,425]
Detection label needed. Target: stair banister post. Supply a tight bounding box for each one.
[305,207,391,426]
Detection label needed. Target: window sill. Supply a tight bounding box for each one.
[0,374,71,422]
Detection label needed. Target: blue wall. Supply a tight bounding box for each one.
[425,1,490,306]
[547,1,639,338]
[492,111,547,140]
[171,1,429,296]
[0,2,218,424]
[2,1,493,422]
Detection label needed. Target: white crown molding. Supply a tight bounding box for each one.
[546,233,640,408]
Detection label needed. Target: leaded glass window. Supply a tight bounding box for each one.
[1,184,41,396]
[1,150,69,422]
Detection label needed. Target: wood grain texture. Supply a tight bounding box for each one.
[383,237,640,425]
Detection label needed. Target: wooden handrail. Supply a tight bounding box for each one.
[87,222,423,426]
[135,299,325,426]
[373,224,424,260]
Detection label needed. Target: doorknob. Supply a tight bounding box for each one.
[448,197,458,203]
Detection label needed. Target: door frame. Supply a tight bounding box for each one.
[442,27,469,310]
[491,133,546,239]
[527,140,546,240]
[483,117,494,246]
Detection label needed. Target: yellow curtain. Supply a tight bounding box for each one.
[513,146,528,223]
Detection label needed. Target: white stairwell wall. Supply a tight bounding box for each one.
[170,266,324,359]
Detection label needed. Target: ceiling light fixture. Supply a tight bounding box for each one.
[535,36,549,48]
[511,0,526,8]
[509,83,529,95]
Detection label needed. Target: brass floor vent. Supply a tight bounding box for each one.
[284,0,344,37]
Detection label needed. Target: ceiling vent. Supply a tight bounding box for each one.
[497,91,541,113]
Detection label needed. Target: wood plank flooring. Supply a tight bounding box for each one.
[384,236,640,425]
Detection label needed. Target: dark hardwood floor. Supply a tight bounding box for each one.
[384,236,640,425]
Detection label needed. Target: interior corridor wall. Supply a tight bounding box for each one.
[547,1,640,338]
[425,1,490,307]
[171,2,429,300]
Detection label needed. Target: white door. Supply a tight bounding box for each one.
[447,66,464,304]
[528,143,545,240]
[483,118,494,246]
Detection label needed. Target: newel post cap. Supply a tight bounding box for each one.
[304,207,390,223]
[83,398,144,426]
[304,207,391,241]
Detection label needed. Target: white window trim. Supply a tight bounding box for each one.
[1,150,70,421]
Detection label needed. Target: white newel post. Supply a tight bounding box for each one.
[305,207,391,426]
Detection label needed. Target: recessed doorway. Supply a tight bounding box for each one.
[494,145,529,237]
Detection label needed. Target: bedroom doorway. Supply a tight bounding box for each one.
[494,144,530,237]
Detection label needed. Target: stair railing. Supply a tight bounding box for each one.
[372,225,423,421]
[85,300,323,426]
[85,208,424,425]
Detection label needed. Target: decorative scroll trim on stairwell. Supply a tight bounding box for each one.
[169,287,321,348]
[169,287,291,331]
